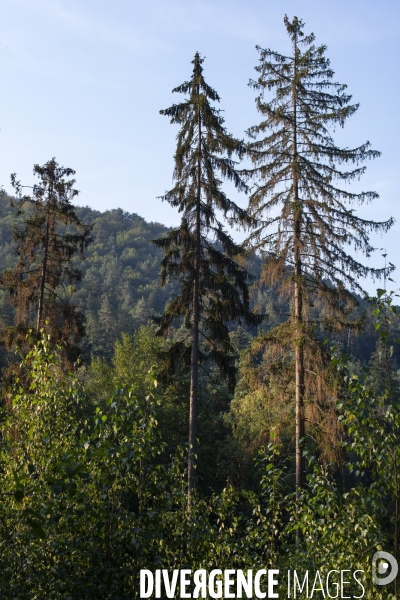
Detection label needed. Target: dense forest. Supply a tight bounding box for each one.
[0,192,171,362]
[1,14,400,600]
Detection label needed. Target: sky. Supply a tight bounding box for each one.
[0,0,399,291]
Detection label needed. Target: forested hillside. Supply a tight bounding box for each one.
[0,190,173,362]
[0,188,392,368]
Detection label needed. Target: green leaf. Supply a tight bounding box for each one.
[14,489,24,503]
[26,518,46,539]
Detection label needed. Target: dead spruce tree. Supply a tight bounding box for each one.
[243,16,394,502]
[155,53,263,506]
[1,158,92,368]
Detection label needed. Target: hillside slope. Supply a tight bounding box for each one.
[0,190,394,366]
[0,192,172,360]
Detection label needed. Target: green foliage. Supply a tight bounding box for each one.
[0,334,265,597]
[83,325,239,494]
[0,306,399,598]
[0,333,167,597]
[337,292,400,573]
[73,208,172,361]
[83,324,190,460]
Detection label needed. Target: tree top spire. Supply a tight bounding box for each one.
[283,14,315,46]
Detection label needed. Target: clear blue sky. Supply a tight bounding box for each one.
[0,0,399,290]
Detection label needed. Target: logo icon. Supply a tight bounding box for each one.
[372,551,398,585]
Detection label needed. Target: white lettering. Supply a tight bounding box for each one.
[326,570,339,599]
[310,571,325,598]
[155,570,161,598]
[163,570,179,598]
[224,570,236,598]
[268,570,279,598]
[237,570,253,598]
[180,569,192,598]
[193,570,207,598]
[254,569,266,599]
[209,570,223,599]
[140,570,153,598]
[341,570,351,599]
[294,571,308,597]
[353,571,365,599]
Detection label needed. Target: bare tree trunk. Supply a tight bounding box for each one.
[37,212,50,331]
[294,248,305,493]
[292,31,305,541]
[394,450,398,597]
[188,95,202,509]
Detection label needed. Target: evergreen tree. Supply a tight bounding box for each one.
[155,53,263,503]
[244,16,394,500]
[0,158,92,367]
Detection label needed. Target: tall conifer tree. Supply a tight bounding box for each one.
[155,53,263,504]
[1,158,92,367]
[244,17,394,500]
